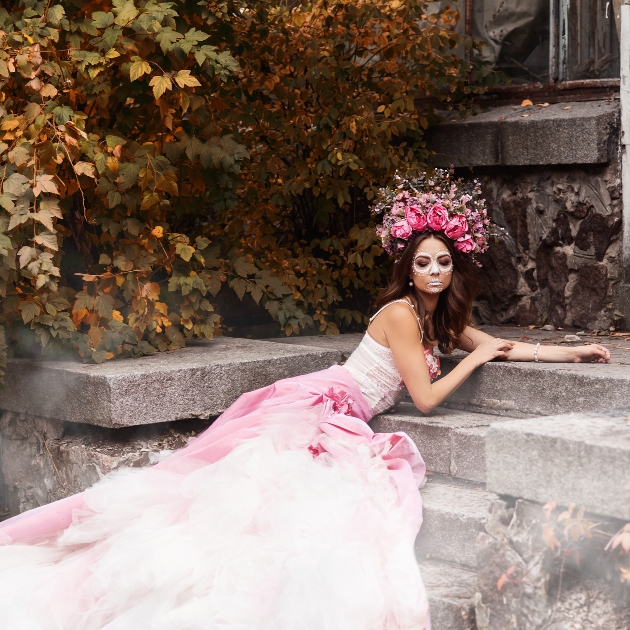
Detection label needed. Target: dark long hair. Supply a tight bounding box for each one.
[374,232,480,354]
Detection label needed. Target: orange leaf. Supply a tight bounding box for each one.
[151,226,164,238]
[521,99,533,106]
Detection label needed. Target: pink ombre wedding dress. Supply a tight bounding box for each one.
[0,325,434,629]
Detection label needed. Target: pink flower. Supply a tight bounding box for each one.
[427,204,449,231]
[455,235,474,253]
[390,219,413,240]
[326,388,355,415]
[405,206,427,232]
[444,215,468,240]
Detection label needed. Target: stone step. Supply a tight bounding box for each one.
[270,333,630,417]
[371,403,514,483]
[418,477,496,569]
[0,338,343,428]
[420,560,477,630]
[486,408,630,521]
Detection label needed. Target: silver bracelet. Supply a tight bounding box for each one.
[534,342,540,362]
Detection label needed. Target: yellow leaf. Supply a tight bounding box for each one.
[1,120,20,131]
[105,352,115,360]
[521,99,533,106]
[111,309,124,322]
[174,70,201,89]
[130,57,151,82]
[40,84,58,98]
[151,226,164,238]
[149,75,172,100]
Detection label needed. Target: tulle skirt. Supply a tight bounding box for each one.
[0,365,429,629]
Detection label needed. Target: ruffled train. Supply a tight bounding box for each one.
[0,366,429,629]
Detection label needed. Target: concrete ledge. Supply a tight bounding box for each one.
[439,357,630,417]
[486,409,630,521]
[426,100,619,167]
[0,338,343,428]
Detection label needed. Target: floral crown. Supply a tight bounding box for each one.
[372,169,490,264]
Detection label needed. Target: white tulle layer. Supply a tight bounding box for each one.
[0,408,428,630]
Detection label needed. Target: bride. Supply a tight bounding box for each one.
[0,172,609,629]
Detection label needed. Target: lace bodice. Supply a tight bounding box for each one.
[344,300,441,415]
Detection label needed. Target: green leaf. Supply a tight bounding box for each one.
[99,254,112,265]
[46,5,65,26]
[0,60,8,78]
[0,194,15,212]
[129,57,151,82]
[175,242,195,262]
[20,301,40,324]
[52,105,74,125]
[149,75,172,100]
[95,294,114,318]
[155,27,182,54]
[23,103,42,121]
[234,258,258,277]
[92,11,114,28]
[73,291,95,312]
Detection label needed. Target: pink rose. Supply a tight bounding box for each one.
[455,235,474,253]
[390,219,413,240]
[405,206,427,232]
[444,215,468,240]
[427,204,449,231]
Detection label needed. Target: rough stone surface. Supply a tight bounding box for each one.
[0,337,343,428]
[420,560,477,630]
[439,357,630,418]
[417,478,495,569]
[473,160,623,329]
[486,409,630,521]
[268,333,363,361]
[426,101,620,167]
[0,411,212,515]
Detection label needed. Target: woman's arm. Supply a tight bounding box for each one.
[375,305,515,414]
[457,326,610,363]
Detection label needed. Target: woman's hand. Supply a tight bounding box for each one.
[469,338,515,367]
[570,344,610,363]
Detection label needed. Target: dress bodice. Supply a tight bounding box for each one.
[344,333,406,415]
[344,299,441,415]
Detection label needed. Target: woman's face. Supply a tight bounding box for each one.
[409,236,453,296]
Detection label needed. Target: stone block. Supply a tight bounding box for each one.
[486,409,630,520]
[439,356,630,417]
[451,426,488,483]
[371,405,502,482]
[421,560,477,630]
[0,338,343,428]
[417,479,495,569]
[0,411,211,515]
[426,101,619,167]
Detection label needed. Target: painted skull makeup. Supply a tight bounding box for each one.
[412,250,453,294]
[412,250,453,276]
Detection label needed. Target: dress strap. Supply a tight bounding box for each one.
[369,299,424,343]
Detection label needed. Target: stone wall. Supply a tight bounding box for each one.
[473,162,623,329]
[427,100,624,330]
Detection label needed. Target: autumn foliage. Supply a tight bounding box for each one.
[0,0,489,375]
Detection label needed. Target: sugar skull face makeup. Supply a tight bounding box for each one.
[409,238,454,295]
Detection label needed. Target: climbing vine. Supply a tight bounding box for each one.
[0,0,492,377]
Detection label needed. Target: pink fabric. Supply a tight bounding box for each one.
[0,365,425,546]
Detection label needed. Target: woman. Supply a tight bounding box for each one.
[0,174,609,629]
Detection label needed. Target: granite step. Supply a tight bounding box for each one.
[371,403,514,483]
[420,559,477,630]
[486,407,630,521]
[418,476,495,569]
